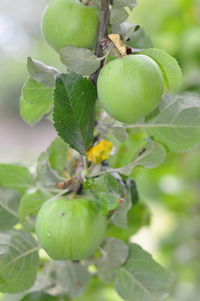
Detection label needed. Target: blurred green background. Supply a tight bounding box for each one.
[0,0,200,300]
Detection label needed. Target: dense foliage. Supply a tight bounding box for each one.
[0,0,200,300]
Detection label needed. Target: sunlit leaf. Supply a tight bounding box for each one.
[20,77,53,124]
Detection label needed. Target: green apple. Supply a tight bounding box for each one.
[36,197,107,260]
[97,54,164,123]
[42,0,99,52]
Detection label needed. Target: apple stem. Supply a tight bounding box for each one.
[90,0,110,83]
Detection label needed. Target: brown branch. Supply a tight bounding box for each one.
[90,0,110,84]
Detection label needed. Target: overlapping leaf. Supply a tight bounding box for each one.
[19,189,51,231]
[113,0,137,9]
[0,188,20,230]
[36,151,63,188]
[147,94,200,152]
[55,261,91,298]
[0,230,39,293]
[60,47,101,75]
[27,57,59,88]
[115,243,170,301]
[20,96,51,125]
[97,238,129,282]
[110,197,132,228]
[113,140,166,175]
[85,173,126,214]
[48,137,68,174]
[20,291,58,301]
[0,164,34,194]
[20,77,53,124]
[111,0,137,26]
[140,48,182,92]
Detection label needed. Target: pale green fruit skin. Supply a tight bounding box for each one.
[97,54,164,124]
[36,197,107,260]
[42,0,99,52]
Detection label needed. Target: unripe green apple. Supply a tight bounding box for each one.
[36,197,107,260]
[97,54,164,123]
[42,0,99,52]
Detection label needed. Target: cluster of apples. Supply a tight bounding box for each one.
[42,0,164,123]
[36,0,164,261]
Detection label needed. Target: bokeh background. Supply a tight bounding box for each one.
[0,0,200,300]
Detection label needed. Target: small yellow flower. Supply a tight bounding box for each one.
[87,140,113,164]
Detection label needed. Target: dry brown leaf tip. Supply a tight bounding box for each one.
[108,34,127,57]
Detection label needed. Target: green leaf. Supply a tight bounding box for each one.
[20,291,58,301]
[48,137,68,174]
[27,57,59,88]
[20,97,50,125]
[115,243,170,301]
[20,77,53,124]
[85,173,126,214]
[112,22,138,41]
[140,48,182,92]
[36,152,63,188]
[26,262,57,294]
[0,164,34,194]
[113,22,153,49]
[53,74,97,155]
[111,126,128,142]
[126,27,153,49]
[22,77,54,105]
[114,140,166,175]
[55,261,91,298]
[147,94,200,152]
[60,47,101,75]
[113,0,137,9]
[85,173,125,199]
[19,189,51,230]
[97,238,129,282]
[110,197,132,228]
[110,7,129,25]
[108,203,151,241]
[0,230,39,293]
[0,188,20,230]
[126,178,139,206]
[98,193,120,215]
[1,293,25,301]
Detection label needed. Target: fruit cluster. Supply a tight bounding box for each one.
[37,0,166,260]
